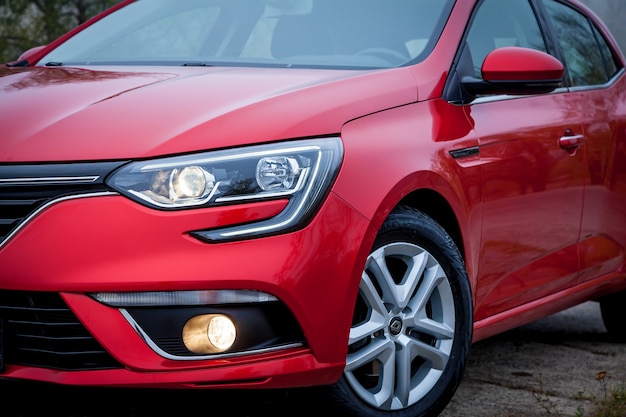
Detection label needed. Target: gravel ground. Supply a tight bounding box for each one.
[442,301,626,417]
[2,302,624,417]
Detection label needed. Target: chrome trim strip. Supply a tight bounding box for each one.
[0,191,118,249]
[470,86,569,104]
[92,289,278,307]
[0,176,100,185]
[138,144,322,171]
[120,309,304,361]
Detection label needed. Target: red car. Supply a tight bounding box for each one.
[1,0,625,416]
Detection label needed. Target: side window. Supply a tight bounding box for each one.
[466,0,547,78]
[542,0,619,87]
[593,25,619,78]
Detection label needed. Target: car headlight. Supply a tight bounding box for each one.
[107,137,343,242]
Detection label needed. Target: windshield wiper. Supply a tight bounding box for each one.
[182,62,214,67]
[6,59,30,67]
[45,62,64,66]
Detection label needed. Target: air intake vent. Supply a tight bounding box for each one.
[0,291,121,370]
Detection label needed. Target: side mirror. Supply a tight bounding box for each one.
[462,46,564,96]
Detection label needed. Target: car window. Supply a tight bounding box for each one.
[98,7,221,60]
[37,0,454,69]
[542,0,620,87]
[593,25,619,78]
[465,0,547,78]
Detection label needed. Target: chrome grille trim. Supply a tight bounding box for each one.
[0,191,118,250]
[0,161,128,248]
[0,176,100,186]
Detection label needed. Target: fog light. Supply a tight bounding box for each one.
[183,314,236,354]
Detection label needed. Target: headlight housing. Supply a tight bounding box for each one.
[107,137,343,242]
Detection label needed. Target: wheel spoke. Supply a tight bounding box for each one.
[367,248,400,305]
[394,336,414,407]
[400,333,450,371]
[349,270,388,345]
[412,317,454,340]
[368,244,429,309]
[345,336,394,372]
[407,263,446,317]
[396,249,428,309]
[345,337,397,408]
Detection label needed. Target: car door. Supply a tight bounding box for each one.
[449,0,587,320]
[539,0,626,287]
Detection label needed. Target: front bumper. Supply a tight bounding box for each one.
[0,190,372,388]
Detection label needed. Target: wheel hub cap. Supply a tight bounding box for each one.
[389,316,403,335]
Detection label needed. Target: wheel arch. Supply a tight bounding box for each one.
[341,166,480,307]
[398,188,464,260]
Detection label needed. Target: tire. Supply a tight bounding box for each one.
[329,206,473,417]
[599,291,626,342]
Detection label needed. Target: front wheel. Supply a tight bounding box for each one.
[330,207,472,417]
[599,291,626,342]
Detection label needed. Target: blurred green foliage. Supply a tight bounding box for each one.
[0,0,118,64]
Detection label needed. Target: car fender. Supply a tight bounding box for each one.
[334,99,482,295]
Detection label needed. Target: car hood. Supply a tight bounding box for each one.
[0,65,418,162]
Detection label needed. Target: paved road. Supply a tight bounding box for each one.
[2,302,624,417]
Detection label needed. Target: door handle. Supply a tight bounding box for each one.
[559,132,584,155]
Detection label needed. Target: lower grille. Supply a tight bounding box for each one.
[0,291,122,370]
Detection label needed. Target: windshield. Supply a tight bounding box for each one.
[38,0,454,69]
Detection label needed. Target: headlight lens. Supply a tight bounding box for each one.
[170,166,212,201]
[107,137,343,241]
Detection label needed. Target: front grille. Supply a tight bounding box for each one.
[0,291,122,370]
[0,161,126,246]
